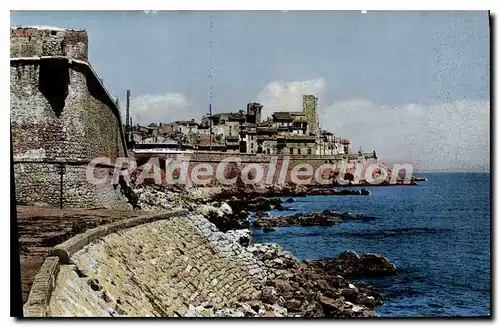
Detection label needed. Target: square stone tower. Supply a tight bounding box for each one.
[303,94,318,135]
[246,102,263,125]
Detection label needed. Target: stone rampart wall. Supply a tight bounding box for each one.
[133,152,380,186]
[11,58,128,208]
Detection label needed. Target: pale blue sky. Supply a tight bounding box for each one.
[10,11,490,108]
[10,11,490,171]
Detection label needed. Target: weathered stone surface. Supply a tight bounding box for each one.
[225,229,251,247]
[11,27,88,61]
[306,251,397,279]
[48,215,275,317]
[254,211,375,228]
[23,256,60,317]
[50,209,189,264]
[11,27,129,209]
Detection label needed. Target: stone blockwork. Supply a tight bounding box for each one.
[11,26,88,61]
[303,95,317,135]
[186,214,267,281]
[14,163,128,209]
[11,60,127,162]
[51,209,188,264]
[11,26,128,209]
[134,152,379,186]
[48,215,266,317]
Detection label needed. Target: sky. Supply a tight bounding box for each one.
[10,10,490,171]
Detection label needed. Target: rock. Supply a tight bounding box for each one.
[219,202,233,215]
[198,204,224,218]
[318,296,344,315]
[359,253,397,276]
[351,304,365,313]
[263,227,276,233]
[199,204,250,232]
[246,243,388,318]
[254,212,340,228]
[214,308,245,317]
[269,303,288,317]
[239,303,258,316]
[225,229,251,247]
[307,251,396,278]
[261,287,277,304]
[362,310,378,317]
[284,299,302,311]
[284,198,295,203]
[358,295,376,309]
[273,202,283,210]
[340,212,360,219]
[268,279,293,293]
[338,250,361,261]
[340,288,358,303]
[184,304,199,317]
[315,279,331,290]
[263,310,277,317]
[273,258,284,266]
[304,301,324,317]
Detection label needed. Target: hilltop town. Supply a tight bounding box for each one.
[125,95,355,156]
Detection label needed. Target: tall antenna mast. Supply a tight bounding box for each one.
[208,12,213,151]
[316,97,321,154]
[126,90,131,144]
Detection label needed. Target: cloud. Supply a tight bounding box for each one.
[122,80,490,172]
[321,99,490,172]
[256,79,326,119]
[256,79,490,172]
[125,92,201,125]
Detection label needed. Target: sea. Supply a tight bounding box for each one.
[252,173,491,317]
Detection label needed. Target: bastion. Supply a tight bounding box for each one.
[10,26,129,209]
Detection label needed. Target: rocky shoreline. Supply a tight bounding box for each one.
[254,210,376,228]
[126,183,397,317]
[248,244,396,317]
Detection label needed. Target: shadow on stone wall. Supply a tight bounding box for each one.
[38,60,69,118]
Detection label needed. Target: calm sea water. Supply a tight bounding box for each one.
[252,173,491,317]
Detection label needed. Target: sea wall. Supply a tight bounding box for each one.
[44,214,267,317]
[133,152,380,186]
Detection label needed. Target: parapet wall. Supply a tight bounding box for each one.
[11,26,88,61]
